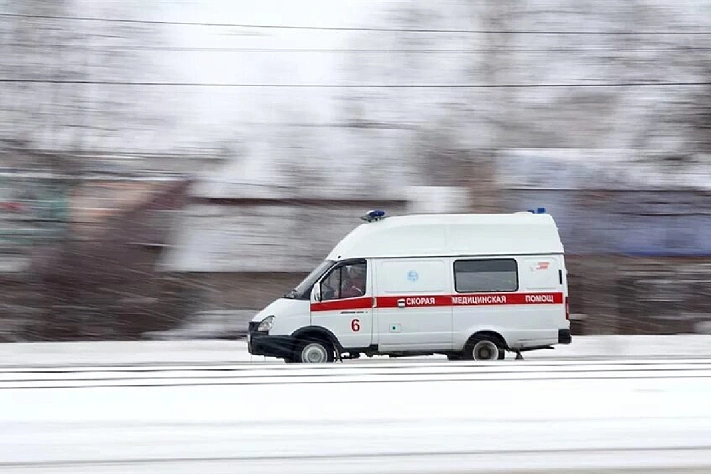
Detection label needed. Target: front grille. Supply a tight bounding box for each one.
[248,321,260,334]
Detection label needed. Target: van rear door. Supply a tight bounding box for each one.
[517,255,567,343]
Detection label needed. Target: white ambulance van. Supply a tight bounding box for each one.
[247,209,571,363]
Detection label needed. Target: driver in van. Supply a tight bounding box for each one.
[340,265,366,298]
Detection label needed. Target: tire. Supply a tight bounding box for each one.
[295,339,335,363]
[463,335,504,361]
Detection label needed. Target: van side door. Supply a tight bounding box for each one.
[310,259,373,350]
[451,257,522,349]
[373,258,453,351]
[450,256,565,349]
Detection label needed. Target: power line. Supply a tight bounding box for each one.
[2,12,711,35]
[6,43,711,53]
[0,79,709,88]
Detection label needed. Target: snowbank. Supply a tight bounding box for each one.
[1,335,711,367]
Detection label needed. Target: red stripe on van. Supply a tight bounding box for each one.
[311,296,373,312]
[378,292,563,308]
[311,292,564,312]
[451,292,564,306]
[377,295,452,308]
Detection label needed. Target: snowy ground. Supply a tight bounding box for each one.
[1,334,711,367]
[2,336,711,473]
[2,361,711,473]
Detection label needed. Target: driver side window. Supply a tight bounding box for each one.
[320,261,367,301]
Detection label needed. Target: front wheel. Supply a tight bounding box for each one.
[296,340,335,363]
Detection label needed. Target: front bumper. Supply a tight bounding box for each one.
[558,328,572,345]
[247,322,298,360]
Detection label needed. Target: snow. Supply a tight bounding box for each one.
[2,335,711,368]
[1,360,711,472]
[2,336,711,471]
[2,360,711,390]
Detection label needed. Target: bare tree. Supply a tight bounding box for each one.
[339,0,709,156]
[337,1,476,188]
[692,72,711,154]
[0,0,167,156]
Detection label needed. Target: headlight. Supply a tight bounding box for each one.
[257,315,274,332]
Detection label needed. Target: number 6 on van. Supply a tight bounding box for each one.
[351,318,360,332]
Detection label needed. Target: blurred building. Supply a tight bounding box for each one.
[0,148,195,340]
[155,180,469,336]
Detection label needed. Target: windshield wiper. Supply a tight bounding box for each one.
[283,289,298,299]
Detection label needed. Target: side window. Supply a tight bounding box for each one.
[454,259,518,293]
[320,261,367,301]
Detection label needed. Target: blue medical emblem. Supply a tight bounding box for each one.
[407,270,419,282]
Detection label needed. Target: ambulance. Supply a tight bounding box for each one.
[247,209,571,363]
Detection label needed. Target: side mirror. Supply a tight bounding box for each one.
[311,284,322,302]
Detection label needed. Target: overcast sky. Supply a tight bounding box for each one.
[135,0,384,146]
[70,0,402,185]
[19,0,711,188]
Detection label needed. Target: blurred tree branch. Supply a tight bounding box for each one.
[0,0,168,157]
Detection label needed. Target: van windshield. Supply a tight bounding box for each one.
[284,259,336,300]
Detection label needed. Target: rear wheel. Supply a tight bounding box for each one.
[463,335,505,361]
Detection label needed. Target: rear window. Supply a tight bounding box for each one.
[453,259,519,293]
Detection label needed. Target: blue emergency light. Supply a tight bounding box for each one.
[361,209,386,222]
[527,207,547,214]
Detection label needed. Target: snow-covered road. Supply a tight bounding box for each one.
[2,335,711,473]
[2,354,711,473]
[2,359,711,389]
